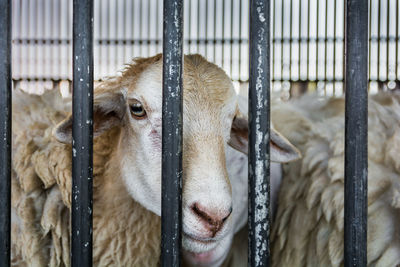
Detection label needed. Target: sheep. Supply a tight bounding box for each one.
[10,54,300,267]
[270,93,400,266]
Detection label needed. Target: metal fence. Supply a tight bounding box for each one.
[10,0,400,96]
[1,0,368,266]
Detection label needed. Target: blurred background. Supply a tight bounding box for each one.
[11,0,400,97]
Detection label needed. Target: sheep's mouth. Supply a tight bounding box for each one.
[182,234,231,266]
[183,232,216,245]
[182,232,219,254]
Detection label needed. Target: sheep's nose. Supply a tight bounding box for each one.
[191,203,232,237]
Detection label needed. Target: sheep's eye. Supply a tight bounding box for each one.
[130,101,146,118]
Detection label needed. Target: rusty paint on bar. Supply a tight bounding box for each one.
[0,0,12,265]
[71,0,94,266]
[248,0,271,266]
[161,0,183,266]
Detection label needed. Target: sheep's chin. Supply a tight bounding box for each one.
[182,234,232,267]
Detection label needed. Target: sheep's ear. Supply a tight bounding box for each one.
[53,91,125,144]
[228,115,301,163]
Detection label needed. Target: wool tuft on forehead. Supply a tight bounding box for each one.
[183,54,235,107]
[121,54,234,101]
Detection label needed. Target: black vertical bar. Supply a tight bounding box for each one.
[333,0,337,93]
[368,0,372,87]
[316,0,319,80]
[386,0,389,82]
[289,0,292,80]
[162,0,183,266]
[324,0,328,88]
[272,0,275,82]
[230,0,233,78]
[248,0,271,266]
[280,0,284,80]
[0,0,11,266]
[344,0,368,266]
[123,0,127,61]
[139,0,142,55]
[378,0,381,82]
[298,0,302,79]
[188,0,192,54]
[71,0,93,266]
[343,0,346,87]
[213,0,217,62]
[147,0,151,56]
[156,0,160,52]
[396,0,399,80]
[105,0,110,73]
[307,0,310,81]
[205,0,208,58]
[131,0,134,55]
[115,0,119,65]
[222,0,225,69]
[239,0,242,81]
[197,0,200,53]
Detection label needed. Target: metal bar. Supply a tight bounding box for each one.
[147,0,151,56]
[307,0,310,80]
[324,0,328,91]
[280,0,284,80]
[230,0,233,78]
[105,0,110,73]
[205,0,208,58]
[272,0,275,83]
[298,0,302,79]
[139,0,143,55]
[396,0,398,80]
[161,0,183,266]
[188,0,192,54]
[333,0,337,94]
[378,0,381,81]
[386,0,389,81]
[368,0,372,86]
[344,0,368,266]
[0,0,12,266]
[248,0,271,266]
[222,0,225,68]
[239,0,242,80]
[316,0,319,79]
[123,0,127,60]
[156,0,160,52]
[213,0,217,62]
[71,0,94,266]
[289,0,292,80]
[197,0,201,53]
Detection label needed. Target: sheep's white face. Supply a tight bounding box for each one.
[116,59,239,265]
[54,55,300,266]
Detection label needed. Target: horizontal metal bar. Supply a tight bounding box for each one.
[71,0,94,266]
[0,0,12,266]
[96,38,249,45]
[161,0,183,266]
[13,77,400,86]
[13,35,399,46]
[12,38,71,45]
[248,0,271,266]
[344,0,368,266]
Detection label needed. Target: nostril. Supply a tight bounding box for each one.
[191,203,210,222]
[191,203,232,231]
[222,206,233,222]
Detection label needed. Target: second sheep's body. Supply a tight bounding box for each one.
[270,93,400,266]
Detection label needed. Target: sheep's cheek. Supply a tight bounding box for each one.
[149,129,162,152]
